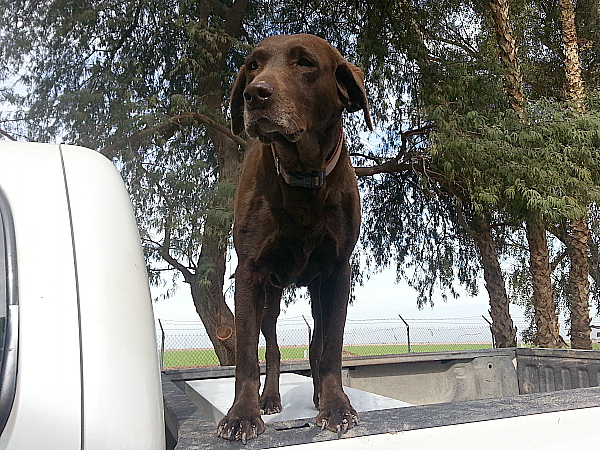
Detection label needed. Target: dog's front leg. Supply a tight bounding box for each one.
[311,262,358,437]
[260,283,283,414]
[309,278,324,409]
[217,265,266,443]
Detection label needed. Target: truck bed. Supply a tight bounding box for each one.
[163,347,600,448]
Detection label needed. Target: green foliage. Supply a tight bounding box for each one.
[430,99,600,222]
[346,0,504,307]
[125,129,229,287]
[588,204,600,314]
[0,0,248,296]
[3,0,600,319]
[0,0,246,145]
[353,0,600,316]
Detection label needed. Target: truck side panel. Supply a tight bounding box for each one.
[60,145,164,450]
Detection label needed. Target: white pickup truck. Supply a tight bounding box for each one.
[2,141,600,450]
[0,141,164,449]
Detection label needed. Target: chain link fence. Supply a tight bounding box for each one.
[156,316,498,370]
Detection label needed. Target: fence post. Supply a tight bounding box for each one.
[302,315,312,359]
[158,319,165,372]
[398,314,410,353]
[482,315,495,348]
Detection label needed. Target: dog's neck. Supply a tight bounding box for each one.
[270,129,344,189]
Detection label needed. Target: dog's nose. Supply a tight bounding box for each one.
[244,81,274,107]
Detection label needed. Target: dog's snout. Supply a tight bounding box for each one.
[244,81,274,107]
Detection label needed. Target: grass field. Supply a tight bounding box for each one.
[161,342,495,369]
[162,342,600,369]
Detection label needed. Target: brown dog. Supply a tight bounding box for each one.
[218,34,372,443]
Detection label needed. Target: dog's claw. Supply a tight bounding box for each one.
[260,395,283,415]
[338,418,350,436]
[217,413,264,443]
[321,420,327,431]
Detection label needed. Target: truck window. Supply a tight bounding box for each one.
[0,188,17,435]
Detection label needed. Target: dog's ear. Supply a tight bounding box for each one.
[230,65,247,135]
[336,62,373,131]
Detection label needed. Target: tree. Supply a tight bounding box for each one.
[558,0,592,349]
[431,98,600,346]
[0,0,387,365]
[489,0,563,348]
[356,0,600,349]
[0,0,252,364]
[353,0,521,347]
[3,0,600,358]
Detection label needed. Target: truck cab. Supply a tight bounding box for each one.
[0,141,164,449]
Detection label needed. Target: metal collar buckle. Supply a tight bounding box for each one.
[288,170,327,188]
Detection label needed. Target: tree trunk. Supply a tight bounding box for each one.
[525,219,563,348]
[567,217,592,349]
[192,62,244,364]
[184,1,247,366]
[489,0,525,117]
[191,233,236,366]
[475,226,517,347]
[588,232,600,289]
[558,0,591,349]
[191,134,242,366]
[558,0,585,110]
[188,141,242,365]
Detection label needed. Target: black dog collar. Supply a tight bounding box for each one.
[271,132,344,188]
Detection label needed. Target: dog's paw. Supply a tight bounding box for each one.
[260,392,282,415]
[216,407,265,444]
[316,402,358,438]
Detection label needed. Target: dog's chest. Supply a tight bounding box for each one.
[260,213,341,286]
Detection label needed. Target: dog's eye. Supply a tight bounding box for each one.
[247,60,259,71]
[296,57,315,68]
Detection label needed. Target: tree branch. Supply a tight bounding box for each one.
[424,32,480,60]
[349,152,383,164]
[354,160,414,177]
[0,128,17,141]
[135,159,198,282]
[225,0,249,35]
[99,112,248,158]
[161,216,194,283]
[455,201,479,238]
[550,248,568,273]
[353,124,435,177]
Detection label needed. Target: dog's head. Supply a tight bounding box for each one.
[230,34,372,146]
